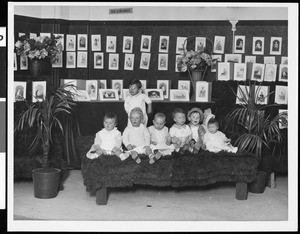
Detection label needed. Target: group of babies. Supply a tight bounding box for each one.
[86,79,238,164]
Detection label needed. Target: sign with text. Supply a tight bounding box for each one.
[109,8,133,14]
[0,27,6,47]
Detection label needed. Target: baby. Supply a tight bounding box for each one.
[187,107,206,154]
[124,79,152,126]
[86,112,127,159]
[203,118,238,153]
[148,113,175,164]
[122,107,153,164]
[169,108,193,154]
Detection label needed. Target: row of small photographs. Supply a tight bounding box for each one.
[236,85,288,105]
[18,32,284,55]
[217,62,288,82]
[63,79,212,102]
[14,81,46,102]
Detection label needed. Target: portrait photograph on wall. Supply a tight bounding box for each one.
[233,63,247,81]
[77,51,88,68]
[14,82,26,102]
[251,63,265,82]
[234,35,245,53]
[140,53,151,70]
[255,85,270,105]
[99,89,119,101]
[211,54,222,72]
[195,37,206,52]
[281,56,288,64]
[264,56,275,64]
[178,80,190,94]
[252,37,264,55]
[195,81,212,102]
[123,36,133,53]
[176,36,187,54]
[158,53,168,70]
[213,35,225,54]
[140,35,151,52]
[108,53,119,70]
[244,55,256,63]
[217,62,230,81]
[66,52,76,68]
[157,80,170,99]
[270,37,282,55]
[111,79,123,98]
[32,81,46,102]
[66,34,76,51]
[106,36,117,53]
[158,35,169,53]
[124,53,134,70]
[54,33,64,50]
[169,89,189,101]
[224,54,242,63]
[274,85,288,104]
[86,80,98,101]
[140,80,147,91]
[20,55,28,70]
[278,64,288,82]
[94,52,104,69]
[145,89,164,101]
[99,79,107,89]
[264,64,277,82]
[52,52,63,68]
[91,34,101,51]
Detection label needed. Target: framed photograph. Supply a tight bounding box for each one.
[195,37,206,52]
[40,32,51,38]
[195,81,212,102]
[251,63,265,82]
[86,80,98,101]
[159,36,169,53]
[106,36,117,53]
[20,55,28,70]
[278,64,288,82]
[14,53,17,71]
[140,80,147,92]
[18,32,25,37]
[66,52,76,68]
[245,56,256,63]
[75,90,91,102]
[66,34,76,51]
[255,85,270,105]
[54,33,64,51]
[52,52,63,68]
[77,34,88,51]
[111,80,123,98]
[178,80,190,94]
[91,35,101,51]
[63,79,77,96]
[29,33,37,40]
[217,62,230,81]
[140,53,151,70]
[145,89,164,101]
[213,36,225,54]
[158,54,168,70]
[99,89,119,101]
[123,36,133,53]
[122,89,130,100]
[281,57,288,64]
[252,37,264,55]
[176,37,187,54]
[32,81,46,102]
[124,53,134,70]
[270,37,282,55]
[175,55,182,72]
[278,109,288,129]
[233,63,247,81]
[14,81,26,102]
[211,54,222,72]
[264,56,275,64]
[169,89,190,102]
[224,54,242,63]
[274,85,288,104]
[77,51,88,68]
[98,80,107,89]
[157,80,170,99]
[140,35,152,52]
[94,52,104,69]
[108,53,119,70]
[234,35,245,53]
[264,64,277,82]
[236,85,249,104]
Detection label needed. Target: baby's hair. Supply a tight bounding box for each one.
[130,107,143,120]
[207,117,219,126]
[154,112,166,121]
[104,112,118,125]
[172,108,185,119]
[129,79,142,89]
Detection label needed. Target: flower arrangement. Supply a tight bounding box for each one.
[15,35,63,63]
[176,48,214,72]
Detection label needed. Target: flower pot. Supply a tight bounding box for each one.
[29,58,52,79]
[248,170,267,194]
[190,69,206,101]
[32,167,61,198]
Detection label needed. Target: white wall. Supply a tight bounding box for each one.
[14,4,288,21]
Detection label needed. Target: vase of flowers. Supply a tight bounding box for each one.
[176,37,215,101]
[15,35,62,78]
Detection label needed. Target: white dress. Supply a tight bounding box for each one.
[169,124,192,144]
[148,126,175,156]
[203,131,238,153]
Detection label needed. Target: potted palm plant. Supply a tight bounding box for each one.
[224,81,287,193]
[14,83,76,198]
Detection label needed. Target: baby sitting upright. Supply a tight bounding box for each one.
[203,117,238,153]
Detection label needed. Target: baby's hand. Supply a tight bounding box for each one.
[127,144,134,150]
[150,140,157,145]
[144,146,152,155]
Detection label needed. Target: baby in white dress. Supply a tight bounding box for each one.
[86,112,127,159]
[203,118,238,153]
[148,113,175,164]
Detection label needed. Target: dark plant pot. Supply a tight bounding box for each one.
[32,167,61,198]
[29,58,52,79]
[248,170,266,194]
